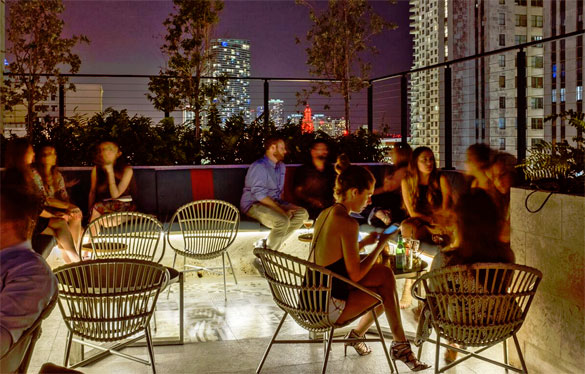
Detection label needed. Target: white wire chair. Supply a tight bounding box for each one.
[81,211,165,262]
[81,211,184,344]
[54,259,169,373]
[253,247,396,374]
[412,262,542,373]
[167,200,239,300]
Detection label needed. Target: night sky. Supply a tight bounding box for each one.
[60,0,413,77]
[8,0,414,130]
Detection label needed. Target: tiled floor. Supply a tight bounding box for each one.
[28,274,515,374]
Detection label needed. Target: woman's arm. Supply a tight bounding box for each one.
[401,178,433,223]
[88,167,97,211]
[341,220,384,282]
[439,175,452,211]
[106,166,133,199]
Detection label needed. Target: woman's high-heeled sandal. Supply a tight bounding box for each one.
[391,341,430,372]
[344,329,372,356]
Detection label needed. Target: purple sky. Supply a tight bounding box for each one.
[60,0,413,78]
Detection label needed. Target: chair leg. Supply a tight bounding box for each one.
[503,338,509,373]
[321,327,335,374]
[167,252,179,299]
[145,325,156,374]
[372,309,395,373]
[417,341,424,360]
[513,333,528,373]
[222,252,227,301]
[434,334,441,374]
[226,252,238,284]
[63,330,73,367]
[256,312,288,373]
[153,308,158,333]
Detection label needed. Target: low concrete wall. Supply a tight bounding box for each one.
[509,187,585,374]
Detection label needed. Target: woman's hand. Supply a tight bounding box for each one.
[374,209,392,226]
[103,163,115,174]
[360,232,380,247]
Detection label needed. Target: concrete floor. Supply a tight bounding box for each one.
[28,273,516,374]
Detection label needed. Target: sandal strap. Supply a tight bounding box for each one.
[391,341,430,372]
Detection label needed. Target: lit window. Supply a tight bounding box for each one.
[531,35,543,48]
[552,89,557,102]
[531,118,543,129]
[577,86,583,101]
[499,118,506,129]
[560,88,565,102]
[499,76,506,88]
[499,138,506,150]
[499,55,506,67]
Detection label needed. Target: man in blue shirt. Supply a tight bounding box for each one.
[241,136,309,251]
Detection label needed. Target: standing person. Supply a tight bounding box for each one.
[240,136,309,252]
[311,165,429,371]
[486,151,518,243]
[400,146,452,309]
[292,140,337,219]
[33,145,83,250]
[3,138,80,263]
[0,184,58,356]
[88,141,137,224]
[465,143,497,195]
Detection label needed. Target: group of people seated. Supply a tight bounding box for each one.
[241,136,518,371]
[2,138,137,263]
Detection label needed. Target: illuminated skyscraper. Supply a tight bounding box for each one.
[301,104,314,133]
[210,39,251,123]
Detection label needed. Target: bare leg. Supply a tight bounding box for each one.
[400,279,414,309]
[42,218,80,263]
[68,215,83,251]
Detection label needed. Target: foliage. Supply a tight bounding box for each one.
[2,0,89,137]
[153,0,226,139]
[519,110,585,194]
[2,107,386,167]
[296,0,396,131]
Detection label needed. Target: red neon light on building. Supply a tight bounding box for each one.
[301,104,314,133]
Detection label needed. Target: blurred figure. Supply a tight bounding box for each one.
[292,140,337,219]
[0,184,58,356]
[334,153,351,175]
[487,152,518,243]
[465,143,496,195]
[367,142,412,227]
[88,141,137,224]
[4,139,79,263]
[240,136,309,252]
[33,145,83,250]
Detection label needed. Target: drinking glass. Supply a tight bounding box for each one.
[303,219,314,235]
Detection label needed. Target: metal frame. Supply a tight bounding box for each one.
[167,199,240,301]
[411,262,542,374]
[253,247,396,374]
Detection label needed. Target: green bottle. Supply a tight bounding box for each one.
[396,233,405,270]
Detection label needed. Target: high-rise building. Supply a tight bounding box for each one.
[301,104,314,133]
[210,39,251,123]
[544,0,583,146]
[409,0,544,168]
[269,99,284,128]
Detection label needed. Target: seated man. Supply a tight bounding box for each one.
[292,140,336,219]
[0,185,58,356]
[240,136,309,251]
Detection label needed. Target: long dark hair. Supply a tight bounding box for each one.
[94,141,129,187]
[3,138,35,192]
[334,165,375,202]
[405,146,442,211]
[34,144,60,195]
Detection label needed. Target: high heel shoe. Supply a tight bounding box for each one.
[344,329,372,356]
[391,341,431,372]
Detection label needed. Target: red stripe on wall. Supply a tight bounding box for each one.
[190,169,215,201]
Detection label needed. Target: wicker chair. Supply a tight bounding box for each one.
[0,292,58,374]
[167,200,239,300]
[82,211,183,343]
[253,247,396,374]
[411,263,542,373]
[54,259,169,373]
[81,211,165,262]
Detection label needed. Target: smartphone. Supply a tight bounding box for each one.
[383,223,400,235]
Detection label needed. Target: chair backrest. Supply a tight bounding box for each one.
[53,259,169,342]
[168,200,240,260]
[0,292,58,374]
[419,263,542,347]
[254,247,338,332]
[83,212,165,263]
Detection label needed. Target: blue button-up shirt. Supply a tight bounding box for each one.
[240,156,286,213]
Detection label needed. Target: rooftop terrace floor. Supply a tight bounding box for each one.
[29,271,513,374]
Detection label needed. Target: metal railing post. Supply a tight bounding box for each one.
[444,66,453,170]
[367,81,373,132]
[516,50,527,163]
[400,74,408,144]
[59,83,65,127]
[264,79,269,128]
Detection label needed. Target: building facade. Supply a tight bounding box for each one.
[544,0,584,145]
[409,0,544,168]
[210,39,251,123]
